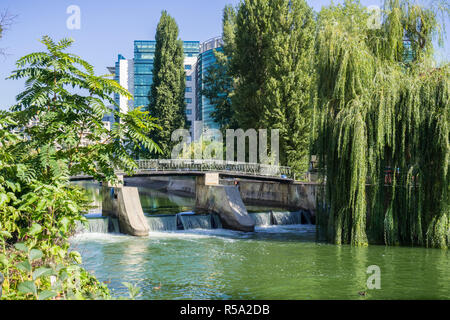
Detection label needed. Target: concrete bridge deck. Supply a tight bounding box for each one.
[72,170,294,183]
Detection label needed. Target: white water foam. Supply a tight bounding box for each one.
[70,232,129,243]
[146,228,244,242]
[255,224,315,234]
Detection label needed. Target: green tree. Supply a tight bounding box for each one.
[216,0,316,170]
[148,11,186,158]
[260,0,315,172]
[202,5,237,132]
[314,0,449,248]
[8,36,160,183]
[0,36,161,299]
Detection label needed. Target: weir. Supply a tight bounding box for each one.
[145,215,177,232]
[144,213,222,232]
[93,172,317,236]
[272,211,302,225]
[76,216,120,234]
[195,174,255,232]
[248,211,312,227]
[78,211,312,234]
[249,212,273,226]
[179,214,212,230]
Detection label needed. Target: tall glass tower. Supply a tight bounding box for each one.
[133,41,156,110]
[133,40,200,110]
[110,38,229,139]
[196,37,223,131]
[111,41,200,135]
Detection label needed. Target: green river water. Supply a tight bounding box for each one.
[70,181,450,300]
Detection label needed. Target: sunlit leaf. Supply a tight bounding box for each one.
[17,260,32,273]
[33,267,53,280]
[38,290,58,300]
[18,281,37,296]
[14,242,28,253]
[29,249,43,261]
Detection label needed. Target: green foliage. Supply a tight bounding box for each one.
[204,0,316,172]
[314,0,449,248]
[202,5,237,133]
[1,36,161,299]
[148,11,186,158]
[0,226,110,300]
[7,36,160,183]
[202,49,236,132]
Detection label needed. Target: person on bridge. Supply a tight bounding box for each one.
[234,180,240,192]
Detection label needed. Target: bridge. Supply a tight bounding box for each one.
[71,159,296,183]
[77,159,317,237]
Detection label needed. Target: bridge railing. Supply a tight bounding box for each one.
[135,159,292,179]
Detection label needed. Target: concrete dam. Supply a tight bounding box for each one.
[80,173,317,236]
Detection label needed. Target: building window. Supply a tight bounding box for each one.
[184,65,192,70]
[186,87,192,92]
[186,75,192,81]
[186,109,192,115]
[185,98,192,104]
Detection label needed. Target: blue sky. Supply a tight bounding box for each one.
[0,0,448,109]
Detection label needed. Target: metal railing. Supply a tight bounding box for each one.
[135,159,292,179]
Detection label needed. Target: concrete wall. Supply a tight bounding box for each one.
[221,179,318,212]
[196,175,255,232]
[126,175,318,212]
[102,186,149,237]
[117,187,149,237]
[125,176,196,196]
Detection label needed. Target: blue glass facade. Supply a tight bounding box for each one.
[112,39,227,135]
[132,40,200,110]
[134,41,156,109]
[196,46,223,130]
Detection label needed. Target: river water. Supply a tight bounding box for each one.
[69,181,450,300]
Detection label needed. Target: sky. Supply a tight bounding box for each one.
[0,0,448,110]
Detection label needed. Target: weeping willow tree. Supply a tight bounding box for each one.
[314,0,449,248]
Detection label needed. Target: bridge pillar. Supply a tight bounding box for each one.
[196,173,220,187]
[102,186,149,237]
[196,173,255,232]
[117,187,149,237]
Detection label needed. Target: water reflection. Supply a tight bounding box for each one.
[70,180,450,300]
[70,226,450,300]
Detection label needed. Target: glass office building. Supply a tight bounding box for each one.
[113,54,126,111]
[110,38,225,138]
[196,37,223,130]
[133,41,156,110]
[133,40,200,110]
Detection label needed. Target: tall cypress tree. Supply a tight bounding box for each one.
[202,5,237,133]
[149,11,186,158]
[230,0,316,171]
